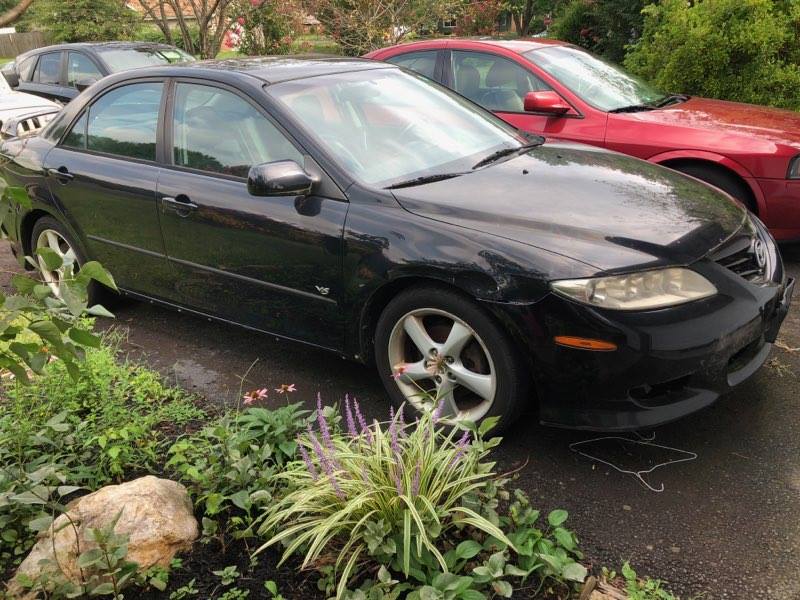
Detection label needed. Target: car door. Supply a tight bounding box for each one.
[42,80,174,296]
[157,80,348,351]
[444,50,603,144]
[19,51,76,103]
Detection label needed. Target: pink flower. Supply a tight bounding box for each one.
[275,383,296,394]
[392,363,409,380]
[243,387,268,405]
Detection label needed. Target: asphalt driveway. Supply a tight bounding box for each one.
[3,242,798,600]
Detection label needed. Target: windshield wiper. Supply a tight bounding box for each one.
[472,140,544,170]
[608,103,656,114]
[654,93,689,108]
[385,172,466,189]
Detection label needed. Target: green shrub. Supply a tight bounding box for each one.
[167,399,310,540]
[624,0,800,111]
[550,0,647,63]
[28,0,141,43]
[0,337,204,569]
[136,24,202,54]
[256,400,586,598]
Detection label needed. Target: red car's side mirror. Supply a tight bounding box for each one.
[523,91,571,115]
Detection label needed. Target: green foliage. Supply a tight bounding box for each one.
[137,24,202,55]
[0,338,204,567]
[15,510,139,598]
[550,0,646,63]
[624,0,800,111]
[213,564,241,586]
[456,0,504,36]
[256,402,585,599]
[29,0,141,43]
[257,406,508,597]
[234,0,300,56]
[620,561,678,600]
[0,250,116,384]
[166,402,308,540]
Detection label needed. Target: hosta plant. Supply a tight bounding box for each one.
[255,397,512,598]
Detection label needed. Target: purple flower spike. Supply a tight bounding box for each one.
[353,397,373,444]
[344,394,358,437]
[411,461,421,497]
[316,393,336,456]
[432,398,445,422]
[398,405,407,438]
[448,431,471,468]
[297,438,318,481]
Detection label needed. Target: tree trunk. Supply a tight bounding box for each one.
[0,0,35,27]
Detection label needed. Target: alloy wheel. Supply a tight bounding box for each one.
[35,228,78,297]
[387,308,497,422]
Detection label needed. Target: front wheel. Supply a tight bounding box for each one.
[374,285,528,434]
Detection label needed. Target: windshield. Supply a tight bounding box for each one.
[98,47,195,73]
[268,68,525,187]
[524,46,665,112]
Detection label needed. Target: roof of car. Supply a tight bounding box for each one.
[370,37,569,55]
[18,41,180,59]
[129,55,392,84]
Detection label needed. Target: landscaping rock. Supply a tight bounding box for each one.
[7,476,198,597]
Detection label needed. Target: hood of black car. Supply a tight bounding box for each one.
[391,142,747,274]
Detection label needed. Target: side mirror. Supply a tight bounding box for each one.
[247,160,315,197]
[76,78,98,92]
[3,70,19,88]
[523,91,571,115]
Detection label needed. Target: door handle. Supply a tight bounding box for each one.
[46,167,73,182]
[161,195,198,215]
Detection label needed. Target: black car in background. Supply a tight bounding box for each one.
[2,41,194,103]
[0,57,792,432]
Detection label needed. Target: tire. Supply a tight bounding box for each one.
[673,163,756,213]
[30,216,105,306]
[374,284,528,435]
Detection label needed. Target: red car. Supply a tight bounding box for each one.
[366,38,800,241]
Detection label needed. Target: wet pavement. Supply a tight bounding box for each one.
[3,242,799,599]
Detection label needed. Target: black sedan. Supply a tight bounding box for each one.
[0,57,792,432]
[3,41,194,103]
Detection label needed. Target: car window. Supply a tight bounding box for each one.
[85,82,163,161]
[34,53,61,85]
[67,52,103,87]
[172,83,302,178]
[269,68,524,187]
[62,112,88,149]
[18,55,36,82]
[451,51,550,112]
[386,51,438,80]
[97,47,195,72]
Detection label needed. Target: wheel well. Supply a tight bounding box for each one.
[659,158,758,214]
[358,276,532,367]
[20,209,50,261]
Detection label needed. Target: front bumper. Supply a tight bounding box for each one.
[486,230,793,431]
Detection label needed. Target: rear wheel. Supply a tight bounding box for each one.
[30,216,102,304]
[374,285,528,434]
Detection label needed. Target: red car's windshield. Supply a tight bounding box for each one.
[525,46,666,112]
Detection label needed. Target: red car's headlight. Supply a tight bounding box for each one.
[788,154,800,179]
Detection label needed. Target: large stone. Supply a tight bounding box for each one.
[8,476,198,596]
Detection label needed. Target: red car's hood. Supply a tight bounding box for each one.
[625,96,800,148]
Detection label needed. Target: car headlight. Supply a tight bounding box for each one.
[789,154,800,179]
[551,268,717,310]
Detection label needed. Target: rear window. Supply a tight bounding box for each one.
[17,55,36,81]
[97,47,195,72]
[34,52,61,85]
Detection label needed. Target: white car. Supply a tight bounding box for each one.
[0,71,59,128]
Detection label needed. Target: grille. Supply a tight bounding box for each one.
[714,236,766,282]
